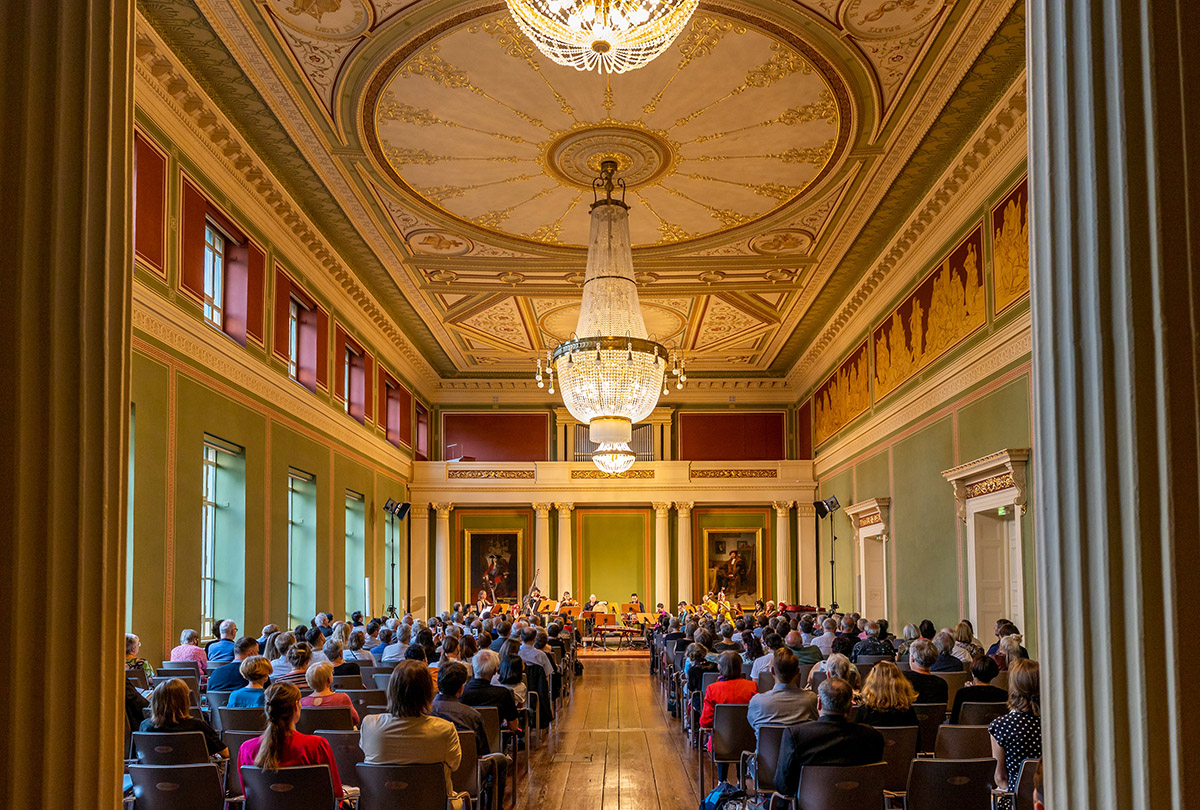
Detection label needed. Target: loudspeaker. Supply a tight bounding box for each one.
[813,495,841,519]
[383,498,411,520]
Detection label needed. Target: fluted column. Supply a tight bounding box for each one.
[773,501,793,603]
[0,2,132,806]
[532,503,552,594]
[653,503,672,609]
[1029,1,1200,807]
[432,503,453,616]
[554,503,574,597]
[408,505,430,618]
[796,504,818,605]
[676,502,694,604]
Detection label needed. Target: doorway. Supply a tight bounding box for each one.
[969,505,1022,636]
[858,530,888,621]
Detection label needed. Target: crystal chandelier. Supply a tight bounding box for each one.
[504,0,699,74]
[535,160,686,474]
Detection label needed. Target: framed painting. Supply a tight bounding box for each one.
[703,528,764,605]
[464,529,522,604]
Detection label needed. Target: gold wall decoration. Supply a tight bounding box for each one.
[873,224,987,400]
[858,513,882,527]
[691,469,779,479]
[992,175,1030,314]
[570,469,655,479]
[447,469,536,479]
[814,340,870,445]
[964,472,1016,499]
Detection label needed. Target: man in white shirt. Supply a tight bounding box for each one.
[382,624,411,663]
[517,627,554,681]
[746,648,818,740]
[751,633,784,680]
[811,618,837,657]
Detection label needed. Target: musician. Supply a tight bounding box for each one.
[523,586,543,614]
[582,594,601,612]
[559,591,578,607]
[628,593,645,613]
[475,589,493,614]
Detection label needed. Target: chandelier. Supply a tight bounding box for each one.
[504,0,699,74]
[535,160,686,474]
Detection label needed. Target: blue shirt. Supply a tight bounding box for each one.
[227,687,266,708]
[208,639,235,662]
[206,660,248,692]
[371,641,389,658]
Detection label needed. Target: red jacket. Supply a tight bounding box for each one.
[699,677,759,729]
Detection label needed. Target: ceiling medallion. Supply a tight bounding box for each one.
[504,0,699,73]
[542,123,678,190]
[535,160,687,474]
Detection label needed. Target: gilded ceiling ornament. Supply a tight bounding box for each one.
[570,469,655,479]
[400,47,471,89]
[674,43,813,127]
[376,91,528,144]
[691,469,779,478]
[530,222,564,243]
[477,16,577,118]
[658,222,689,242]
[641,15,746,114]
[692,90,837,143]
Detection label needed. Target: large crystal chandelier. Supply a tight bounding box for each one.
[504,0,698,74]
[535,160,686,473]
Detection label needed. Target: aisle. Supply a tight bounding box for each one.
[515,658,701,810]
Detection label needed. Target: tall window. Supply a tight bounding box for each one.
[201,435,246,639]
[345,490,366,617]
[287,298,300,380]
[384,512,400,614]
[287,468,317,628]
[203,224,225,328]
[343,345,357,414]
[201,444,219,638]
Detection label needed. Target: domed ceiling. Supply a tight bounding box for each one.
[137,0,1027,385]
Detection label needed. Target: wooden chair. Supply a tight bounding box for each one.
[912,703,947,754]
[699,703,755,795]
[934,672,970,710]
[773,762,887,810]
[314,729,364,788]
[741,724,786,800]
[296,706,355,734]
[991,758,1040,810]
[372,673,393,691]
[151,675,201,707]
[160,660,201,679]
[958,702,1008,727]
[239,764,338,810]
[876,725,919,793]
[218,706,268,733]
[476,704,524,786]
[902,757,994,810]
[341,688,387,720]
[357,763,470,810]
[127,668,150,690]
[330,674,364,690]
[127,763,234,810]
[934,725,992,759]
[449,731,507,810]
[358,665,392,686]
[132,731,209,765]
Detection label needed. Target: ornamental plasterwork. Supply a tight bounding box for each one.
[691,469,779,479]
[570,469,656,479]
[844,497,890,536]
[447,469,536,479]
[942,448,1030,521]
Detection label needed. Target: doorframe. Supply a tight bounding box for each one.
[964,488,1025,634]
[844,498,891,621]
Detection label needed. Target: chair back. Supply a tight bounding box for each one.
[222,730,262,761]
[356,763,452,810]
[296,706,355,734]
[128,763,225,810]
[902,757,995,810]
[127,668,150,690]
[151,675,201,706]
[315,730,364,788]
[710,704,756,763]
[958,702,1008,727]
[132,731,210,765]
[204,691,232,729]
[362,705,389,716]
[1013,758,1041,810]
[358,665,391,684]
[934,725,991,759]
[373,673,393,691]
[160,660,201,678]
[934,672,970,708]
[450,731,482,797]
[856,654,894,666]
[672,651,686,672]
[912,703,947,753]
[994,672,1009,691]
[239,764,336,810]
[752,725,786,794]
[810,669,828,691]
[855,663,875,682]
[341,688,387,719]
[476,705,502,755]
[898,661,912,672]
[699,671,719,695]
[794,762,887,809]
[876,725,919,792]
[330,674,364,690]
[756,671,774,693]
[219,706,268,732]
[741,660,754,679]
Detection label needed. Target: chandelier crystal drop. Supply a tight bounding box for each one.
[537,160,685,472]
[504,0,699,74]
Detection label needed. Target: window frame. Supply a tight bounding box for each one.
[202,223,226,329]
[287,297,300,381]
[200,444,219,639]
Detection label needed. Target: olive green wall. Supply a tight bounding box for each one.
[577,509,651,604]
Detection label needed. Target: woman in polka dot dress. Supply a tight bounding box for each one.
[989,658,1042,806]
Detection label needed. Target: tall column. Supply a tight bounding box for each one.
[1029,2,1200,807]
[554,503,574,598]
[773,501,793,603]
[653,502,671,609]
[432,503,453,616]
[796,504,818,605]
[0,2,132,806]
[676,502,694,604]
[532,503,552,594]
[408,505,431,618]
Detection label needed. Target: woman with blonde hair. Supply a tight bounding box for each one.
[300,661,360,724]
[235,682,344,796]
[995,634,1027,672]
[345,629,376,664]
[138,678,226,757]
[989,659,1041,801]
[952,621,981,662]
[856,662,919,726]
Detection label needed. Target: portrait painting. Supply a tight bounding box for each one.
[703,528,763,605]
[465,529,522,603]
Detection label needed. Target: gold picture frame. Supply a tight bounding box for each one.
[464,529,523,604]
[702,527,764,606]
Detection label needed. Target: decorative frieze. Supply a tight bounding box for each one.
[691,469,779,479]
[447,469,535,480]
[570,469,655,479]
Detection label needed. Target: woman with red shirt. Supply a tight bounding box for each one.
[236,682,346,798]
[700,651,759,783]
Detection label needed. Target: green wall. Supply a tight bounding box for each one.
[578,509,650,604]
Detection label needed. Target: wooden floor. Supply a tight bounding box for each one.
[515,658,701,810]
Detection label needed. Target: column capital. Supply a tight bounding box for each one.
[676,501,694,517]
[553,502,574,513]
[772,500,794,516]
[432,502,453,518]
[653,502,672,516]
[411,503,430,519]
[532,502,552,517]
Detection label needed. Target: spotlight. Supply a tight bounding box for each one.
[812,495,841,519]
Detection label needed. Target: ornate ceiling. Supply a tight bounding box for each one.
[137,0,1026,385]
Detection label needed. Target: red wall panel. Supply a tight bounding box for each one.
[678,411,786,461]
[133,132,166,274]
[179,178,207,300]
[797,400,813,460]
[245,243,265,344]
[442,412,550,461]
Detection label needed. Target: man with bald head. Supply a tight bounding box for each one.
[785,630,824,665]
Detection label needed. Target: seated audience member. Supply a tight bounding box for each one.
[306,627,330,663]
[952,621,982,661]
[431,661,488,753]
[519,627,554,681]
[751,634,783,680]
[276,642,313,687]
[989,659,1042,802]
[746,648,818,739]
[265,631,294,678]
[345,630,376,665]
[918,619,937,640]
[950,655,1009,724]
[850,622,896,663]
[301,661,360,725]
[713,623,742,653]
[204,620,226,657]
[493,655,528,710]
[986,619,1013,657]
[895,624,920,660]
[663,619,686,644]
[810,652,859,691]
[458,634,479,663]
[904,639,949,704]
[125,633,154,680]
[700,651,759,781]
[742,633,765,667]
[774,678,885,796]
[830,635,857,660]
[784,630,824,665]
[170,628,208,676]
[439,636,461,667]
[461,650,522,734]
[799,619,817,647]
[932,630,966,672]
[228,656,272,708]
[371,628,393,660]
[383,625,411,663]
[124,679,149,737]
[994,634,1029,672]
[207,637,259,692]
[208,620,238,662]
[256,624,279,648]
[324,640,360,677]
[360,661,463,808]
[812,618,838,657]
[857,661,919,727]
[139,678,227,758]
[236,683,345,796]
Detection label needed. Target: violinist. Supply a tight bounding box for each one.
[476,589,493,614]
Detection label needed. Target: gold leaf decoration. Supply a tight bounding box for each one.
[814,341,870,445]
[745,43,812,87]
[991,176,1030,314]
[401,47,471,88]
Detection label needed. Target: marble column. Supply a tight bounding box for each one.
[653,502,671,609]
[773,501,793,603]
[0,1,132,806]
[676,502,694,604]
[554,503,574,598]
[1029,1,1200,807]
[796,503,818,605]
[408,505,430,618]
[532,503,552,595]
[433,503,453,616]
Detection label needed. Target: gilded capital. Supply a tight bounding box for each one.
[433,502,453,518]
[676,501,694,517]
[554,502,575,513]
[772,500,794,515]
[532,502,552,517]
[652,502,672,516]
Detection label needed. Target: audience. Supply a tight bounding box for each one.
[745,648,817,739]
[700,651,759,782]
[266,631,295,678]
[461,650,522,734]
[139,678,227,758]
[989,659,1042,800]
[169,628,208,676]
[857,661,919,726]
[227,655,272,708]
[850,621,895,663]
[952,621,981,661]
[950,655,1009,723]
[125,633,153,680]
[784,630,824,665]
[895,624,920,660]
[903,639,949,703]
[207,637,259,692]
[774,678,884,795]
[494,655,528,710]
[518,627,554,681]
[276,642,313,687]
[324,639,360,677]
[811,618,838,657]
[931,630,965,672]
[995,634,1029,672]
[751,634,783,679]
[208,620,238,662]
[299,661,360,724]
[236,682,344,797]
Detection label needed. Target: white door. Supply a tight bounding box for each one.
[859,532,888,621]
[973,511,1010,633]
